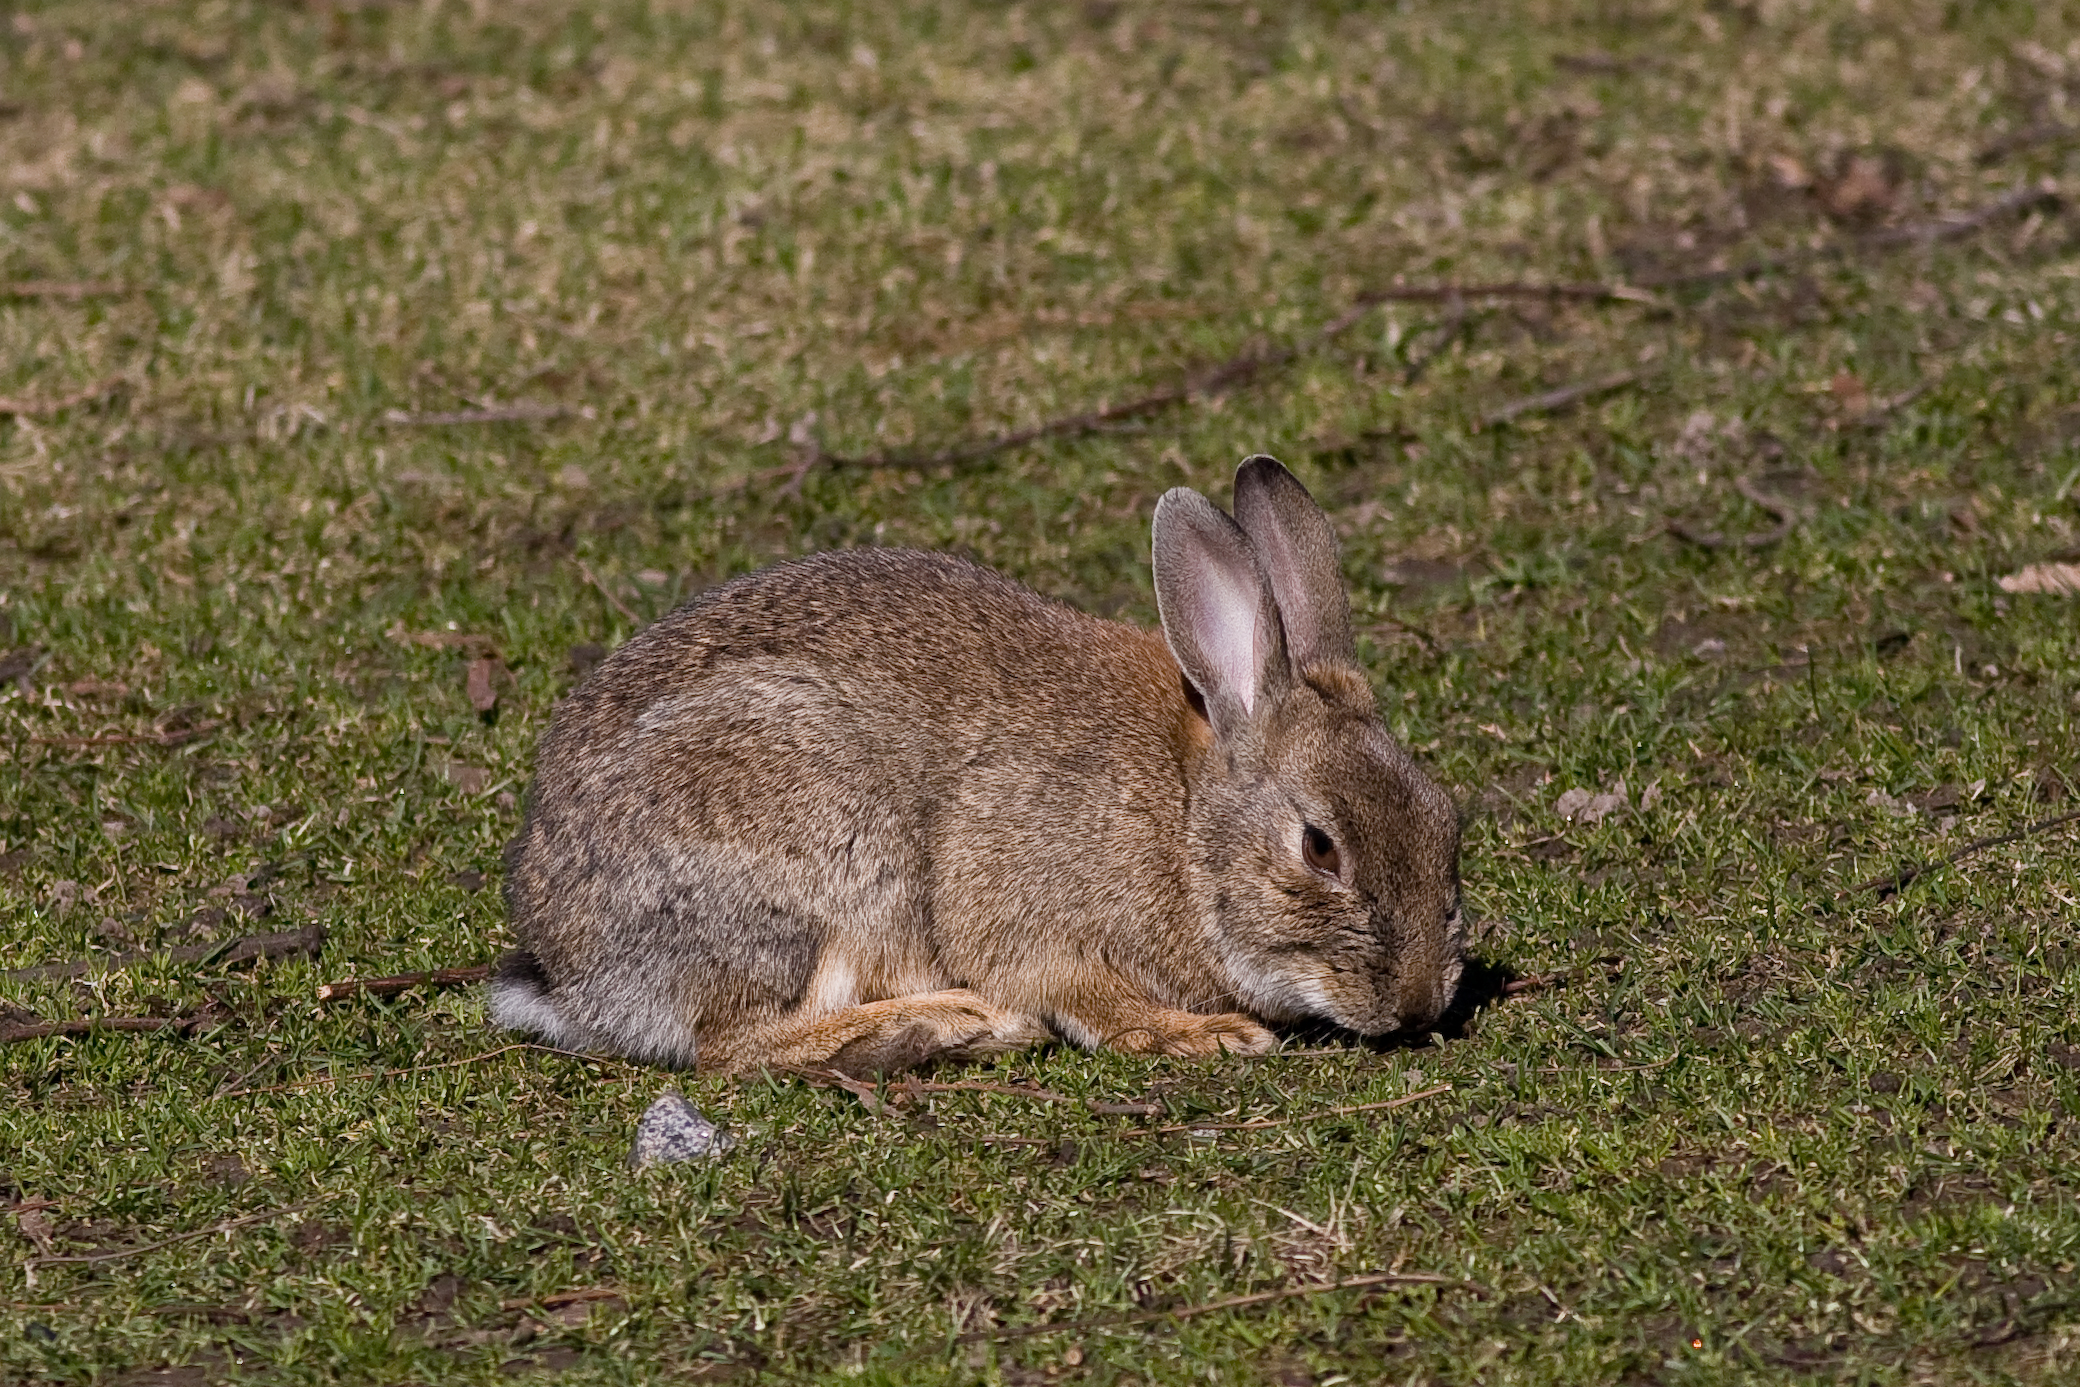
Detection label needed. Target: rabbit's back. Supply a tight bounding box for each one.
[500,549,1207,1067]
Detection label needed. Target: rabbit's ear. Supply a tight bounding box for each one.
[1152,487,1291,737]
[1231,454,1355,669]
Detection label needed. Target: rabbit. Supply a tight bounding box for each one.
[492,454,1464,1076]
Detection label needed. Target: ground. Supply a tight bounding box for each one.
[3,1,2079,1383]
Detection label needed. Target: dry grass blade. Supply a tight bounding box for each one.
[575,559,642,626]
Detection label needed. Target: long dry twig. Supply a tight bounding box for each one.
[215,1041,631,1100]
[980,1084,1452,1146]
[3,924,325,986]
[381,402,580,427]
[780,1065,1079,1112]
[1842,809,2080,902]
[1977,121,2080,166]
[315,963,495,1004]
[1671,475,1800,550]
[770,298,1390,485]
[32,719,222,748]
[1480,370,1638,429]
[951,1270,1472,1347]
[0,1010,218,1046]
[0,375,127,418]
[26,1200,318,1269]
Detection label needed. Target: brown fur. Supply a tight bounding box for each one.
[493,457,1463,1074]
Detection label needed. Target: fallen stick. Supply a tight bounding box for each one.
[1,1011,216,1046]
[501,1286,628,1312]
[0,375,127,418]
[768,298,1389,485]
[952,1269,1472,1347]
[0,281,135,300]
[315,963,495,1003]
[3,924,325,985]
[215,1041,632,1100]
[1671,475,1800,550]
[1977,121,2080,166]
[381,403,578,427]
[1480,370,1638,429]
[1366,281,1657,305]
[1841,809,2080,902]
[26,1200,318,1269]
[32,719,222,748]
[980,1084,1452,1146]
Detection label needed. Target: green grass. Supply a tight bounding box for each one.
[4,0,2080,1382]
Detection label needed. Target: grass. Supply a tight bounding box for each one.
[3,0,2079,1381]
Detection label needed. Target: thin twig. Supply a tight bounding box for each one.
[26,1201,318,1269]
[980,1084,1452,1146]
[771,299,1388,484]
[1977,121,2080,166]
[215,1042,628,1100]
[31,719,221,748]
[951,1270,1472,1347]
[1401,300,1477,385]
[500,1286,629,1312]
[0,375,127,418]
[1367,281,1658,305]
[1841,809,2080,902]
[1480,370,1638,429]
[0,281,135,300]
[1671,475,1799,550]
[0,1011,216,1046]
[3,925,325,985]
[381,403,581,427]
[315,963,495,1004]
[779,1065,1080,1111]
[575,559,642,627]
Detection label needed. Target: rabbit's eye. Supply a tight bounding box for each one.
[1302,825,1341,877]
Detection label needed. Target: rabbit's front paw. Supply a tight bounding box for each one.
[1091,1007,1275,1057]
[1161,1012,1276,1058]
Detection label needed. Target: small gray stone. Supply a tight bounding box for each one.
[628,1093,733,1168]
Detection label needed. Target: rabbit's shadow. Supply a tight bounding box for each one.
[1274,955,1516,1053]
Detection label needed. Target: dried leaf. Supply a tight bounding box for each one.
[1996,562,2080,596]
[440,762,492,795]
[1828,371,1870,416]
[16,1207,55,1254]
[465,657,500,714]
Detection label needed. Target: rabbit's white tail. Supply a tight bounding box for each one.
[488,949,582,1047]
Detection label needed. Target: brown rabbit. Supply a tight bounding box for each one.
[493,455,1463,1075]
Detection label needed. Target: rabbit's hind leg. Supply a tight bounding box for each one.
[727,990,1053,1078]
